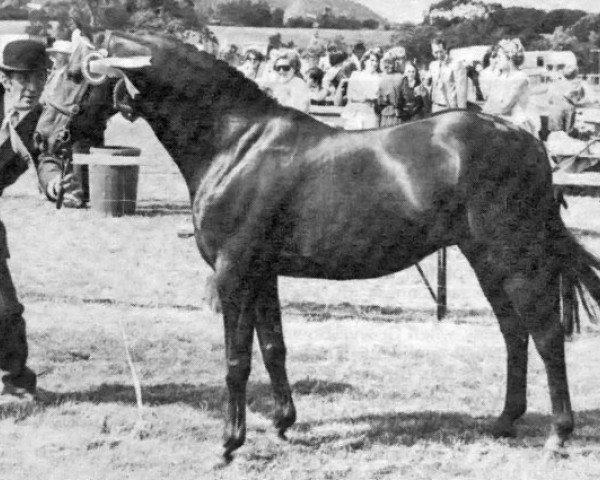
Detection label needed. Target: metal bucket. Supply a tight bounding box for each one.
[74,146,141,217]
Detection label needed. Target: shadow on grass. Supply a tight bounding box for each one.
[292,410,600,447]
[35,378,354,418]
[28,382,600,447]
[134,202,191,217]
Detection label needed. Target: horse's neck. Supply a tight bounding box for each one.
[139,92,271,199]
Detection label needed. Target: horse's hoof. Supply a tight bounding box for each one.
[274,403,296,436]
[543,448,570,462]
[491,416,516,438]
[223,433,245,456]
[223,423,246,460]
[544,434,569,459]
[213,452,234,470]
[554,413,574,438]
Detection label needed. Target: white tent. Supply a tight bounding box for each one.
[522,51,577,72]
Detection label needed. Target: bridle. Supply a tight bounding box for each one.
[40,73,92,149]
[40,74,132,151]
[37,32,151,154]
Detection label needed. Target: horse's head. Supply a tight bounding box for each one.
[35,31,153,155]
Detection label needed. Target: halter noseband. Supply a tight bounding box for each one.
[44,99,81,118]
[42,74,93,150]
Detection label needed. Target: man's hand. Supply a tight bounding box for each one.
[47,173,84,208]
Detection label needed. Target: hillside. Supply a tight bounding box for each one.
[270,0,384,22]
[33,0,384,26]
[198,0,383,22]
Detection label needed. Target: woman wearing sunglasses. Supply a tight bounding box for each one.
[263,49,310,113]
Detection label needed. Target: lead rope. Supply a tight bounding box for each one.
[117,315,150,439]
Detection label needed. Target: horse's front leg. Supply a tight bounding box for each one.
[216,268,256,460]
[255,275,296,439]
[493,316,529,437]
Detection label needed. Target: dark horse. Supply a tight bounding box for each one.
[35,32,600,460]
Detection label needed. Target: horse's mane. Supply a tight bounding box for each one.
[112,32,277,113]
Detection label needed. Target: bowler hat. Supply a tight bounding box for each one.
[0,39,50,72]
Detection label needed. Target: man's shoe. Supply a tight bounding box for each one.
[0,388,36,417]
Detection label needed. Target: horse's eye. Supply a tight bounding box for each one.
[57,129,71,144]
[66,71,84,83]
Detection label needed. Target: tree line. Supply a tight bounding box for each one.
[1,1,380,32]
[395,1,600,72]
[7,0,600,72]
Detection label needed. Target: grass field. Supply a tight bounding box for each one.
[1,115,600,479]
[210,26,399,51]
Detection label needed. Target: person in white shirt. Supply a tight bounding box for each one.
[482,38,538,136]
[340,49,381,130]
[429,38,468,113]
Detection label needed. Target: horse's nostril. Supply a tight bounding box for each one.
[33,131,44,149]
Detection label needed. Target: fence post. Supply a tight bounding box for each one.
[437,248,447,320]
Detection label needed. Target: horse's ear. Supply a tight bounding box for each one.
[67,40,95,78]
[93,31,108,49]
[113,77,138,122]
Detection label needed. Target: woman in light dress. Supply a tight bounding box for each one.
[341,49,381,130]
[482,39,538,136]
[263,49,310,113]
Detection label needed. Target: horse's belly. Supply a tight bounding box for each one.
[277,227,442,280]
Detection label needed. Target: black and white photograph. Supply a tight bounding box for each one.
[0,0,600,478]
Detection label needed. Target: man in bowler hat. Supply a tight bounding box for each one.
[0,39,73,407]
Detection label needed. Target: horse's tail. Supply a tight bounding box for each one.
[557,224,600,336]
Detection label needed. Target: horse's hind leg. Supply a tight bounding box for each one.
[503,271,573,450]
[460,243,529,437]
[255,275,296,439]
[462,242,573,448]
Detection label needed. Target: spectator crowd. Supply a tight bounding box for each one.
[221,34,588,137]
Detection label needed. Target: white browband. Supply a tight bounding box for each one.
[83,54,152,98]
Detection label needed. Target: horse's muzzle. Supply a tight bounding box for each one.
[32,131,45,152]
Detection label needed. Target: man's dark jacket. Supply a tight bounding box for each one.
[0,101,62,196]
